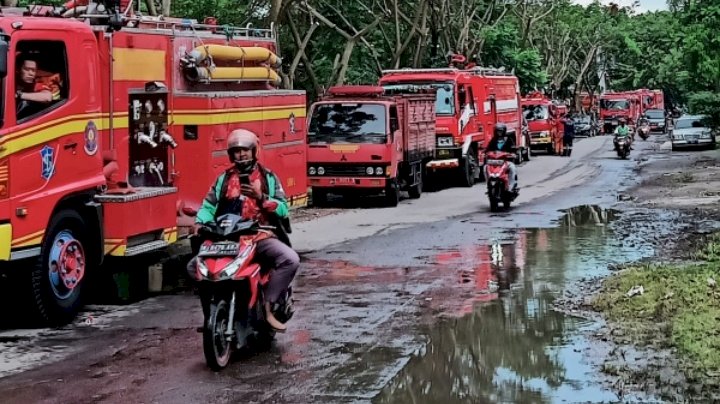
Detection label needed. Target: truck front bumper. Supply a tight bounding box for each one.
[309,177,388,188]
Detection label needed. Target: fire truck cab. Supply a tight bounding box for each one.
[599,92,641,134]
[0,3,307,324]
[379,64,524,188]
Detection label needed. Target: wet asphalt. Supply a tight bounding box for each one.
[0,134,699,403]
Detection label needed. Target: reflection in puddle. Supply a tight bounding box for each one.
[375,206,652,403]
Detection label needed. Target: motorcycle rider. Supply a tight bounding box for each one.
[613,118,633,151]
[485,123,518,192]
[188,129,299,332]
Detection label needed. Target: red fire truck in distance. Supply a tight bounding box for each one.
[0,4,307,324]
[306,86,436,207]
[379,64,525,188]
[599,91,641,134]
[521,91,560,154]
[633,88,665,112]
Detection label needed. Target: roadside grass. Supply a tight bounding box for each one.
[593,234,720,379]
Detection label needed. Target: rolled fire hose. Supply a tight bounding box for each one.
[185,66,281,86]
[187,45,281,69]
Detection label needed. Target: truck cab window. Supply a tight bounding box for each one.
[458,86,466,108]
[14,40,69,123]
[389,106,399,133]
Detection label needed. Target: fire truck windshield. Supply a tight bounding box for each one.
[600,99,630,110]
[308,103,387,144]
[382,82,455,116]
[523,105,549,121]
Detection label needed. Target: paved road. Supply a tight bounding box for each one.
[0,135,661,403]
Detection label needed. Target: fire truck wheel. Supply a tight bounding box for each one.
[460,156,475,188]
[32,210,89,326]
[408,175,423,199]
[384,179,400,207]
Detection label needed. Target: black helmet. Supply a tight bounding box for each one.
[494,123,508,137]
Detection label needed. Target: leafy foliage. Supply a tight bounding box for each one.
[161,0,718,116]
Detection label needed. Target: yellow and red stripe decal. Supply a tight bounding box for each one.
[104,238,126,256]
[163,227,178,244]
[0,106,306,159]
[11,230,45,248]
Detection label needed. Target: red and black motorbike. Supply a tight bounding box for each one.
[614,135,631,159]
[191,213,294,371]
[484,151,519,212]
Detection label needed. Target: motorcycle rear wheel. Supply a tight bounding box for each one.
[203,300,233,371]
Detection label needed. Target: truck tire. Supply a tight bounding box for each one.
[31,209,91,326]
[384,179,400,207]
[460,156,475,188]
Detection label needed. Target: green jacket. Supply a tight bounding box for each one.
[614,125,630,137]
[196,164,289,224]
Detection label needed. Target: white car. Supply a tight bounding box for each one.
[670,115,716,150]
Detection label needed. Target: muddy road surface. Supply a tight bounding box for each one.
[0,135,700,403]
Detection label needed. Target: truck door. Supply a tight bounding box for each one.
[5,32,102,203]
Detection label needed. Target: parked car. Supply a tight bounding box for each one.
[573,115,597,137]
[644,108,667,133]
[670,115,716,150]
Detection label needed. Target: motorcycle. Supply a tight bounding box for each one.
[191,213,294,371]
[637,118,651,140]
[614,135,631,159]
[484,150,519,212]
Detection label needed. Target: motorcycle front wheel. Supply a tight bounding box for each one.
[203,299,233,370]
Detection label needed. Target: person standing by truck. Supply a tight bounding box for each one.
[561,114,575,157]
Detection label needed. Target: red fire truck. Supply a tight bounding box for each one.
[599,91,641,134]
[306,86,435,207]
[379,63,525,188]
[522,91,560,154]
[633,88,665,112]
[0,4,307,324]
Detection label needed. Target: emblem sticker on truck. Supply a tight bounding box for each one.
[40,145,55,180]
[84,121,99,156]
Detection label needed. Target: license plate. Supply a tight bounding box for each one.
[199,242,238,256]
[336,177,355,184]
[689,139,699,144]
[437,149,451,157]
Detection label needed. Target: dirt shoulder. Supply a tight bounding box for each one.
[554,143,720,402]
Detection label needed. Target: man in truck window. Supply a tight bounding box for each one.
[188,129,299,332]
[15,54,62,119]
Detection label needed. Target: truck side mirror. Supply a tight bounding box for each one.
[0,34,8,79]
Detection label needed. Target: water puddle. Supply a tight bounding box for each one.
[375,205,657,403]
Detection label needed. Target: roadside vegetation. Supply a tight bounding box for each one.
[13,0,715,124]
[594,234,720,379]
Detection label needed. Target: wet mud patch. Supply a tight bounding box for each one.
[554,202,720,402]
[376,205,680,403]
